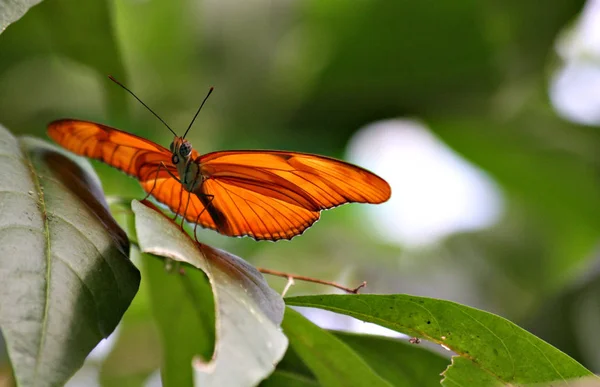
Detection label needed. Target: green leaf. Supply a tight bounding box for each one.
[142,253,215,387]
[282,307,393,387]
[108,201,211,387]
[35,0,128,117]
[0,0,127,119]
[260,337,317,386]
[261,370,320,387]
[285,295,596,386]
[262,327,450,387]
[0,0,42,33]
[532,376,600,387]
[99,250,161,387]
[132,200,288,387]
[333,331,449,387]
[433,117,600,289]
[0,125,140,386]
[99,317,161,387]
[443,357,502,386]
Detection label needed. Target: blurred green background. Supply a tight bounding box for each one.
[1,0,600,384]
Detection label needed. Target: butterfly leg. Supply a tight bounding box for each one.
[142,162,164,201]
[173,187,184,221]
[180,190,192,231]
[192,194,214,243]
[158,162,184,221]
[147,162,185,222]
[143,161,182,200]
[160,161,182,183]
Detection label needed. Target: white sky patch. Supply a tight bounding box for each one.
[86,328,120,361]
[295,306,403,338]
[551,0,600,125]
[346,119,503,247]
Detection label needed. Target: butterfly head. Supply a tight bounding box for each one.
[169,137,193,165]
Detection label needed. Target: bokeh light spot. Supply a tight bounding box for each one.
[347,119,504,247]
[550,0,600,125]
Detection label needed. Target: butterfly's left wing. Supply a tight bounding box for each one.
[196,150,391,241]
[48,119,177,183]
[49,119,217,231]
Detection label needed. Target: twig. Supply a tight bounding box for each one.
[257,267,367,294]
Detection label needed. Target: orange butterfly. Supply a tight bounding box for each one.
[48,80,391,241]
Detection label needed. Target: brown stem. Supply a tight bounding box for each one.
[257,267,367,295]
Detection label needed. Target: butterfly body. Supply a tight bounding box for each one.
[169,137,202,192]
[48,119,391,241]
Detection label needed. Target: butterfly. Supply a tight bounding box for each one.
[48,79,391,241]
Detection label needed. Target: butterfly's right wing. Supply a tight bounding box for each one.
[194,150,391,241]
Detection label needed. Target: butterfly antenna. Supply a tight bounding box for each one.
[183,86,214,139]
[108,75,178,137]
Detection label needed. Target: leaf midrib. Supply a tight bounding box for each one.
[20,142,52,384]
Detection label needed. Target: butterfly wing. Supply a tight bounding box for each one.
[196,150,391,240]
[48,119,177,182]
[199,178,320,240]
[48,121,391,241]
[140,177,218,231]
[48,119,216,230]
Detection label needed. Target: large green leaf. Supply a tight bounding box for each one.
[262,328,450,387]
[333,331,449,387]
[286,295,596,386]
[0,125,140,386]
[282,307,392,387]
[132,200,288,387]
[0,0,42,33]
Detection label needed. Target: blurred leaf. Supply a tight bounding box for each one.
[267,322,449,387]
[433,116,600,288]
[0,0,127,119]
[112,0,196,97]
[100,250,161,387]
[282,307,393,387]
[132,200,287,387]
[286,295,595,386]
[0,361,14,387]
[99,319,160,387]
[264,337,316,382]
[142,253,215,387]
[482,0,586,78]
[261,370,319,387]
[525,257,600,372]
[280,0,584,153]
[0,0,42,32]
[531,376,600,387]
[0,125,140,386]
[333,331,449,386]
